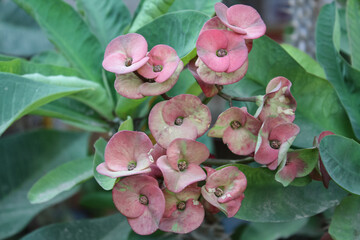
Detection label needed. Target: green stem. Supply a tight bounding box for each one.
[203,157,254,166]
[217,90,257,103]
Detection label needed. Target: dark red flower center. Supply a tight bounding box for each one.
[177,201,186,211]
[214,187,224,197]
[153,65,163,72]
[270,140,282,149]
[230,120,242,129]
[139,195,149,205]
[174,117,184,126]
[127,161,137,171]
[125,57,133,67]
[177,160,188,171]
[216,48,228,57]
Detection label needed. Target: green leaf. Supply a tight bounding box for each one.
[93,138,116,191]
[223,36,354,148]
[0,0,52,57]
[31,50,71,68]
[169,0,220,16]
[129,0,176,33]
[13,0,103,83]
[22,214,132,240]
[329,195,360,240]
[24,73,114,120]
[136,10,209,58]
[240,219,308,240]
[28,156,93,204]
[76,0,131,49]
[316,3,360,139]
[319,135,360,195]
[0,72,90,135]
[0,129,89,239]
[115,96,149,120]
[0,54,17,61]
[32,98,110,133]
[167,68,201,96]
[119,116,134,131]
[0,58,82,77]
[346,0,360,69]
[281,44,326,79]
[234,165,347,222]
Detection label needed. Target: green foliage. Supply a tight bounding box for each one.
[329,195,360,240]
[168,0,220,16]
[223,36,354,148]
[115,96,149,120]
[316,3,360,139]
[31,50,71,68]
[76,0,131,49]
[0,129,89,239]
[234,164,347,222]
[346,0,360,69]
[28,156,93,204]
[320,135,360,195]
[118,116,134,131]
[0,72,91,135]
[93,138,116,191]
[167,68,201,96]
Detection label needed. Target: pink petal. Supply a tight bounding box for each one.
[269,123,300,143]
[200,17,228,34]
[275,152,306,186]
[266,76,292,94]
[214,2,245,34]
[114,72,144,99]
[103,54,149,74]
[223,127,258,155]
[150,143,167,163]
[167,138,209,169]
[223,31,248,73]
[159,199,204,234]
[188,59,218,97]
[104,131,153,171]
[254,132,279,165]
[96,163,151,178]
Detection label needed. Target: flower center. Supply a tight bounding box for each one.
[153,65,163,72]
[230,120,241,129]
[127,161,137,171]
[125,57,133,67]
[177,160,188,171]
[139,195,149,205]
[270,140,282,149]
[174,117,184,126]
[214,187,224,197]
[177,201,186,211]
[216,49,228,57]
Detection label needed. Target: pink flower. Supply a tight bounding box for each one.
[214,3,266,39]
[112,175,165,235]
[255,77,297,122]
[103,33,149,74]
[137,45,181,83]
[254,117,300,170]
[196,29,248,73]
[148,94,211,148]
[201,166,247,217]
[208,107,262,155]
[114,61,183,99]
[159,185,204,234]
[96,131,153,178]
[157,138,209,192]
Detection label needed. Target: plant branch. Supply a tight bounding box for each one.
[203,157,254,166]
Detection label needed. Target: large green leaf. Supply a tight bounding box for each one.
[13,0,103,84]
[329,195,360,240]
[31,50,71,68]
[0,72,90,135]
[0,129,89,239]
[93,138,116,191]
[223,36,354,148]
[22,214,131,240]
[136,10,209,59]
[168,0,220,16]
[0,0,52,57]
[128,0,176,33]
[316,3,360,139]
[28,156,93,204]
[115,96,149,120]
[31,98,110,133]
[0,58,82,77]
[24,74,114,120]
[346,0,360,70]
[234,165,347,222]
[319,135,360,195]
[167,68,201,96]
[76,0,131,49]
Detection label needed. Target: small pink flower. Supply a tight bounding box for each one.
[114,61,183,99]
[159,185,205,234]
[137,45,181,83]
[254,117,300,170]
[255,77,297,122]
[201,166,247,217]
[96,131,153,178]
[148,94,211,148]
[214,3,266,39]
[196,29,248,73]
[157,138,209,192]
[103,33,149,74]
[112,175,165,235]
[208,107,262,156]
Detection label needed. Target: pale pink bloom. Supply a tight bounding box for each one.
[148,94,211,148]
[188,59,218,98]
[214,3,266,39]
[112,175,165,235]
[103,33,149,74]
